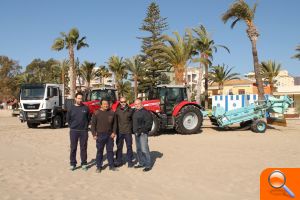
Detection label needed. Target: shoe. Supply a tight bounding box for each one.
[143,167,152,172]
[109,166,118,171]
[96,168,101,173]
[128,163,134,168]
[69,165,76,171]
[81,165,88,171]
[134,164,144,169]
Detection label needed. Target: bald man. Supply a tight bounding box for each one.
[132,99,153,172]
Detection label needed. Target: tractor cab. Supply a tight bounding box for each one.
[149,85,188,115]
[83,87,119,114]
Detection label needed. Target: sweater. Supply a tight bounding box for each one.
[66,104,90,131]
[91,109,117,136]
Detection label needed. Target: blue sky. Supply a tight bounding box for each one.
[1,0,300,76]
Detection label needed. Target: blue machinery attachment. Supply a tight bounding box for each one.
[208,95,293,133]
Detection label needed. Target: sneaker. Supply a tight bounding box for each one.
[143,167,152,172]
[134,164,144,169]
[109,166,118,171]
[96,168,101,173]
[81,165,88,171]
[69,165,76,171]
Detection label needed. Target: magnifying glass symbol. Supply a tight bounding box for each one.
[268,170,295,198]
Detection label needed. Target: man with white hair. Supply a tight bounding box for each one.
[132,99,153,172]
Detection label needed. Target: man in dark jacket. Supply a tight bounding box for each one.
[66,92,90,171]
[132,99,153,172]
[91,99,117,173]
[115,97,134,168]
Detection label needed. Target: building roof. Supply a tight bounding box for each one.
[210,79,254,87]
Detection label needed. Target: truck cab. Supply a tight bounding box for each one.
[19,83,66,128]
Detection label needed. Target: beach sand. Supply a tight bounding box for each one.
[0,110,299,200]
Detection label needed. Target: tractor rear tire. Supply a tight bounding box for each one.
[148,113,160,136]
[251,119,267,133]
[175,105,203,134]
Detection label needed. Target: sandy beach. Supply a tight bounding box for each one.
[0,110,300,200]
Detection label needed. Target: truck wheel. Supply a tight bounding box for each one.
[51,115,62,129]
[175,105,203,134]
[251,120,267,133]
[148,113,160,136]
[27,122,38,128]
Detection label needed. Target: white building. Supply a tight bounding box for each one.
[244,70,294,87]
[186,67,205,93]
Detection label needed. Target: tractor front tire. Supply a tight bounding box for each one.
[148,113,160,136]
[175,105,203,134]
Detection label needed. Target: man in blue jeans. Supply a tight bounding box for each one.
[67,92,90,171]
[132,99,153,172]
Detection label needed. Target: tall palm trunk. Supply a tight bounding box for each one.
[134,75,138,99]
[219,84,224,95]
[175,66,185,84]
[204,63,209,109]
[247,25,264,101]
[270,83,274,95]
[196,61,203,104]
[69,46,75,99]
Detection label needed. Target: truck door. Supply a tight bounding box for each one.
[45,86,60,109]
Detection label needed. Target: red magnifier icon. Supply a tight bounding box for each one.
[268,170,295,198]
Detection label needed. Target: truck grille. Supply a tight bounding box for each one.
[23,103,40,110]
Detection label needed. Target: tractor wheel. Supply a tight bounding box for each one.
[148,113,160,136]
[51,115,62,129]
[251,119,267,133]
[175,105,203,134]
[27,122,38,128]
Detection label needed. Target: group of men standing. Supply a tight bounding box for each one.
[66,93,153,173]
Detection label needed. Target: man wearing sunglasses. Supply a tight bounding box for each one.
[114,97,134,168]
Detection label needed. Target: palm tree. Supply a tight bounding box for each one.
[96,65,111,86]
[261,60,281,94]
[148,31,194,84]
[51,28,89,99]
[192,25,229,107]
[118,81,132,98]
[292,44,300,60]
[80,61,96,89]
[125,56,146,99]
[209,64,240,95]
[108,56,128,96]
[222,0,264,101]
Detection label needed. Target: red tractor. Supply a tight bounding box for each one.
[83,87,119,113]
[138,85,204,136]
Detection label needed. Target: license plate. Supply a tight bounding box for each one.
[28,114,35,118]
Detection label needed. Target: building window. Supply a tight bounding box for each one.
[192,74,197,82]
[238,89,245,95]
[188,75,191,83]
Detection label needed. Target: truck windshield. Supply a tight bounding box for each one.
[20,86,45,100]
[90,89,116,102]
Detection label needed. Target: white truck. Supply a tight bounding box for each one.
[19,83,70,129]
